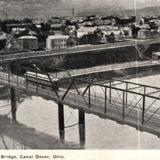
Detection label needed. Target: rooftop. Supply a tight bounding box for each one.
[47,35,69,40]
[18,35,38,40]
[153,52,160,56]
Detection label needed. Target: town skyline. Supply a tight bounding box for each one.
[0,0,159,18]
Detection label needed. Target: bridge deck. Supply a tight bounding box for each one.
[0,72,160,136]
[49,60,160,79]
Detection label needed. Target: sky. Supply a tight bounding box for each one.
[61,0,160,9]
[0,0,159,10]
[0,0,159,18]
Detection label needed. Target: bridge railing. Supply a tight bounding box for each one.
[0,71,160,133]
[0,50,51,61]
[71,79,160,130]
[0,71,26,88]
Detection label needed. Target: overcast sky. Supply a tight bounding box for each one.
[0,0,159,10]
[61,0,160,9]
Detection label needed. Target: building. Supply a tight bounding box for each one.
[17,35,38,50]
[46,35,69,50]
[103,30,125,42]
[12,27,26,35]
[77,26,98,38]
[111,30,125,41]
[0,32,7,50]
[152,52,160,60]
[122,27,132,37]
[50,23,63,30]
[79,32,103,45]
[138,29,150,39]
[149,19,160,28]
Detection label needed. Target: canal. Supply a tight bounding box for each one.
[0,74,160,149]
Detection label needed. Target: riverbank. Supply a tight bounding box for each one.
[58,61,160,89]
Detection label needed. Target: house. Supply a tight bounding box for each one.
[67,37,78,47]
[157,27,160,35]
[49,17,62,24]
[46,35,69,50]
[140,24,150,30]
[35,24,42,29]
[92,18,103,26]
[103,30,125,42]
[17,35,38,50]
[115,30,126,41]
[79,32,104,45]
[102,20,112,26]
[139,17,145,25]
[106,32,115,43]
[63,25,77,36]
[138,29,150,39]
[131,25,141,38]
[122,27,132,37]
[28,30,37,36]
[152,52,160,60]
[149,19,160,29]
[11,27,26,35]
[0,31,7,50]
[115,16,136,26]
[32,18,44,24]
[100,34,107,43]
[150,29,159,38]
[50,23,63,30]
[77,26,97,38]
[68,28,77,38]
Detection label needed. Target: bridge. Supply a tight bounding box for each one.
[0,68,160,147]
[0,38,160,148]
[49,60,160,79]
[0,38,160,62]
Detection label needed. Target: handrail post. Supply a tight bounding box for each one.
[104,87,107,113]
[142,95,146,124]
[109,79,112,103]
[88,84,91,108]
[36,71,38,93]
[122,91,125,119]
[126,82,128,108]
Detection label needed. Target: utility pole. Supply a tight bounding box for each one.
[72,8,75,17]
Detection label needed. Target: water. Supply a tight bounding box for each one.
[1,74,160,149]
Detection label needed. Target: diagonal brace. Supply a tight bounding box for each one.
[61,80,74,101]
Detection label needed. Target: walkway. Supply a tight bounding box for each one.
[50,60,160,79]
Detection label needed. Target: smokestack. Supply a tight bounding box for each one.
[72,8,75,16]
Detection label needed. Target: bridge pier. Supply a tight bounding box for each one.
[79,109,85,148]
[10,87,17,122]
[58,103,65,143]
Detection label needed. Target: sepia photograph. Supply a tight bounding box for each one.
[0,0,160,157]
